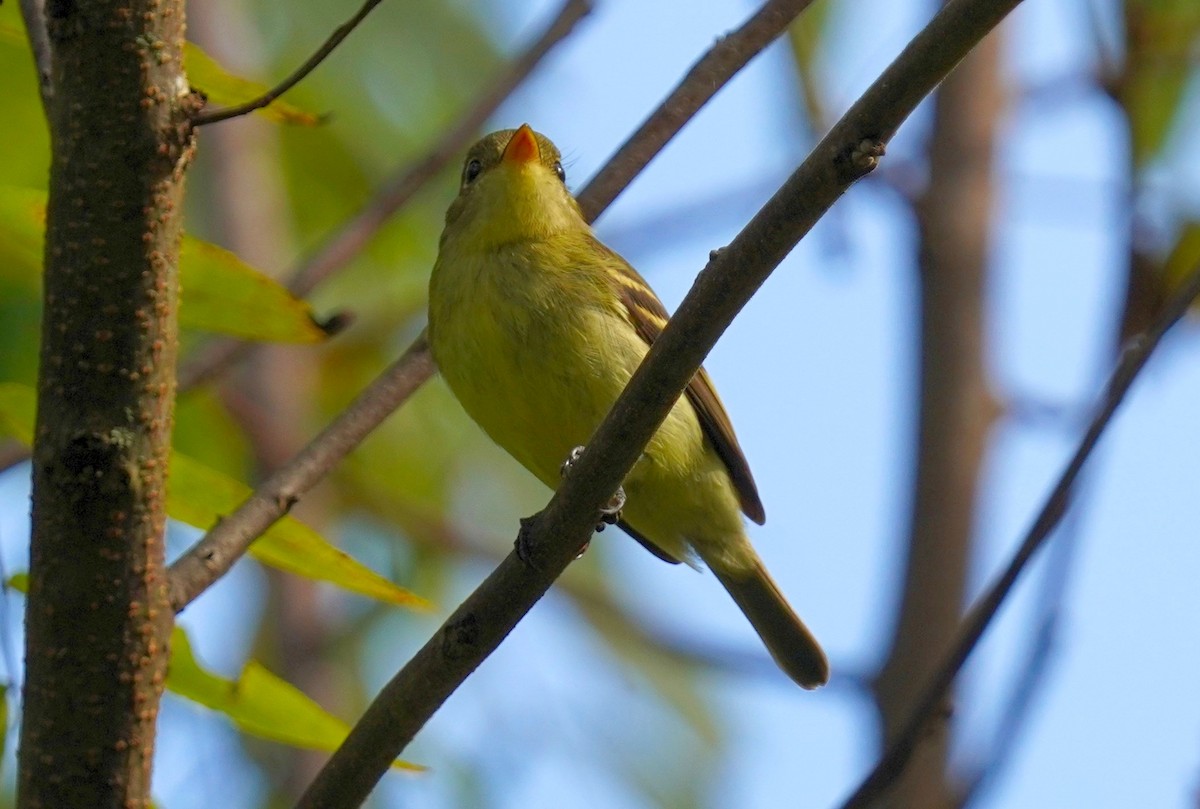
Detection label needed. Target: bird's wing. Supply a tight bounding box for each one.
[593,235,766,525]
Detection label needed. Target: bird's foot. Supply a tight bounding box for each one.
[561,445,626,533]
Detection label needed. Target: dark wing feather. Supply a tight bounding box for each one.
[618,519,683,564]
[593,236,766,525]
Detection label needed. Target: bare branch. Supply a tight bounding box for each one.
[167,334,434,611]
[837,265,1200,809]
[952,480,1088,807]
[193,0,387,126]
[575,0,819,221]
[294,1,1025,805]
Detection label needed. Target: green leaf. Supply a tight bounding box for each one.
[0,382,430,610]
[1164,221,1200,299]
[1119,0,1200,165]
[0,383,33,445]
[168,627,423,771]
[178,236,332,343]
[786,0,838,133]
[0,186,331,343]
[184,42,323,126]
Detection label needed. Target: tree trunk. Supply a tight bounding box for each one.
[872,23,1004,809]
[18,2,196,806]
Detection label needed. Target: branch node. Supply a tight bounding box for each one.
[514,514,544,571]
[275,492,299,513]
[838,137,887,183]
[441,613,480,661]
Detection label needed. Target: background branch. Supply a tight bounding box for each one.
[294,1,1024,805]
[838,264,1200,809]
[871,16,1004,805]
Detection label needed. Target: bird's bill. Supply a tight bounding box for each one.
[503,123,540,165]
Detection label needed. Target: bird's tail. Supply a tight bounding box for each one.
[708,550,829,689]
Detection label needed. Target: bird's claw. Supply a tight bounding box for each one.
[597,486,625,529]
[559,445,586,478]
[560,445,626,533]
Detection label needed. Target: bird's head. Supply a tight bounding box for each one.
[442,124,585,251]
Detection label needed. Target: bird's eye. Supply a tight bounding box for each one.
[553,161,566,183]
[463,159,483,185]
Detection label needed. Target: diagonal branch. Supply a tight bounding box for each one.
[193,0,388,126]
[294,1,1025,806]
[575,0,819,220]
[837,264,1200,809]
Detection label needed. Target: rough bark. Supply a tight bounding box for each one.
[18,1,196,806]
[871,24,1004,809]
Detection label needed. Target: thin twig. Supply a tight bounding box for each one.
[295,1,1024,805]
[168,334,434,611]
[838,265,1200,809]
[18,0,52,109]
[952,467,1090,807]
[175,0,593,392]
[575,0,818,221]
[193,0,387,126]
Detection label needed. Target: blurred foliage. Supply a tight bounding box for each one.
[168,627,424,771]
[1100,0,1200,322]
[1113,0,1200,167]
[0,186,333,348]
[0,383,425,608]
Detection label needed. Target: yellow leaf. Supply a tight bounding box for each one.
[168,628,423,772]
[0,185,331,343]
[179,236,331,344]
[1164,222,1200,300]
[1,577,423,774]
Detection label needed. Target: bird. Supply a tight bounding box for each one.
[427,124,828,688]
